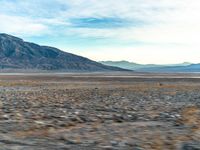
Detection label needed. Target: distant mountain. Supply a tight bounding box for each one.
[100,60,191,70]
[168,62,192,66]
[99,61,198,72]
[99,61,163,70]
[138,64,200,72]
[0,33,128,72]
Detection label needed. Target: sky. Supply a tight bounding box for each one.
[0,0,200,64]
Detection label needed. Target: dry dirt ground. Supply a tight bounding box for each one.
[0,73,200,150]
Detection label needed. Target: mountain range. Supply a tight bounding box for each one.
[99,61,200,72]
[1,33,199,73]
[0,33,128,72]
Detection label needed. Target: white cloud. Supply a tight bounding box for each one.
[0,14,49,36]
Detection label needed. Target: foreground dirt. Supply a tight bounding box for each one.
[0,73,200,150]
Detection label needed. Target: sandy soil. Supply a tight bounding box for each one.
[0,73,200,150]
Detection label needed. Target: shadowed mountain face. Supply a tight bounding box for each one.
[0,34,127,71]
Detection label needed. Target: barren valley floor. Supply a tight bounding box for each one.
[0,73,200,150]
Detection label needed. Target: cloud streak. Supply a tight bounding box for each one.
[70,17,135,29]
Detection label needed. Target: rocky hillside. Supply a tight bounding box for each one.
[0,33,128,72]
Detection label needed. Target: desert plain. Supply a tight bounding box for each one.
[0,73,200,150]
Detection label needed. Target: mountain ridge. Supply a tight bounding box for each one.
[0,33,129,72]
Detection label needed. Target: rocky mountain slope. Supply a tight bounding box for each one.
[0,33,127,71]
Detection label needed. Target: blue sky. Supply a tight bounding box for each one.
[0,0,200,64]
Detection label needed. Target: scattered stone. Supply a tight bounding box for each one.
[181,142,200,150]
[0,74,200,150]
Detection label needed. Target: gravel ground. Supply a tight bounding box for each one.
[0,73,200,150]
